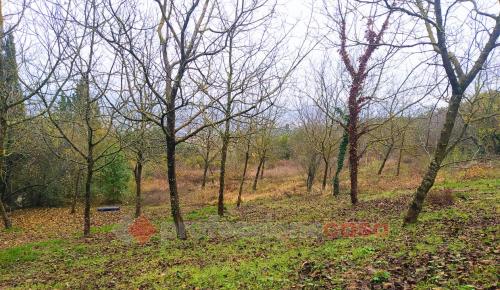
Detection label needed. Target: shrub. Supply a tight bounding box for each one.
[461,165,488,180]
[96,151,131,203]
[427,189,455,207]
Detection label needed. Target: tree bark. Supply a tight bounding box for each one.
[348,109,359,205]
[201,128,212,189]
[396,135,404,176]
[259,157,265,180]
[166,134,187,239]
[237,143,250,208]
[217,31,234,216]
[201,158,209,189]
[0,198,10,229]
[83,160,93,237]
[306,155,319,193]
[377,143,393,175]
[252,156,264,191]
[404,94,463,224]
[70,169,81,214]
[0,117,11,229]
[217,120,230,216]
[321,158,329,190]
[333,127,348,196]
[134,159,143,218]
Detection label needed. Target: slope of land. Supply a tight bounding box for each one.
[0,163,498,289]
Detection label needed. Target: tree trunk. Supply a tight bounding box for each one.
[396,136,404,176]
[237,143,250,208]
[333,127,348,196]
[0,117,11,229]
[217,120,230,217]
[377,143,393,175]
[201,130,212,189]
[166,135,187,239]
[134,160,143,218]
[201,159,209,188]
[306,155,319,193]
[70,169,81,214]
[0,198,10,229]
[321,158,329,190]
[259,157,265,180]
[252,157,264,191]
[83,160,93,237]
[306,170,314,193]
[348,112,359,205]
[404,94,463,224]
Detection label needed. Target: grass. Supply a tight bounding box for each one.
[0,163,498,289]
[90,223,117,234]
[0,239,64,267]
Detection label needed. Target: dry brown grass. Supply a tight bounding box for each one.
[427,189,455,207]
[141,159,499,210]
[141,160,304,208]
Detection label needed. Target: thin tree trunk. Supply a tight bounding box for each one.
[201,159,209,188]
[377,143,393,175]
[217,120,230,217]
[70,169,81,214]
[166,135,187,239]
[259,157,265,180]
[321,158,329,190]
[237,143,250,208]
[306,156,318,193]
[218,32,234,216]
[83,160,93,237]
[333,127,348,196]
[0,117,11,229]
[0,199,10,229]
[201,129,212,189]
[396,136,404,176]
[134,159,143,218]
[404,94,463,224]
[306,170,314,193]
[252,157,264,191]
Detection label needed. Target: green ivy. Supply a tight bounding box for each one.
[332,113,349,196]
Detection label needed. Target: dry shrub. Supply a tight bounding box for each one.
[262,160,301,179]
[427,189,455,207]
[142,178,168,205]
[461,165,488,180]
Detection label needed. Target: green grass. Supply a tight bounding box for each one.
[90,223,117,234]
[185,205,218,221]
[0,239,64,267]
[1,176,498,288]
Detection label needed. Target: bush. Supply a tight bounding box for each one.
[96,151,131,203]
[427,189,455,207]
[461,165,488,180]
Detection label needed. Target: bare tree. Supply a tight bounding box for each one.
[251,109,278,191]
[295,100,340,192]
[382,0,500,223]
[214,0,301,216]
[189,119,219,189]
[40,0,122,236]
[98,0,305,238]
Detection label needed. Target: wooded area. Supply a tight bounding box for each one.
[0,0,498,288]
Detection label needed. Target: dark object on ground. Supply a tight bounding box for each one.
[97,206,120,212]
